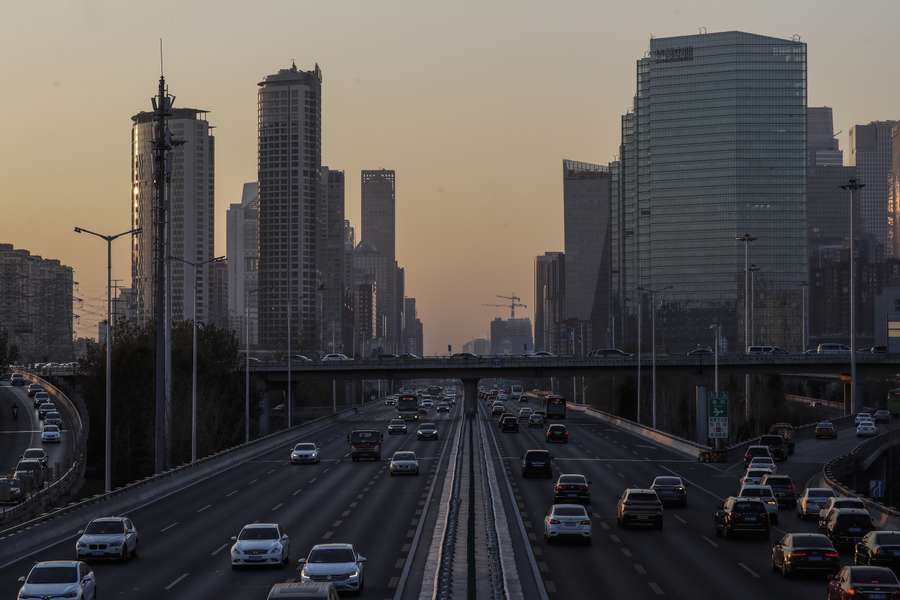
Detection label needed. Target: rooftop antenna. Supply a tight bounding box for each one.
[292,58,297,70]
[159,38,164,77]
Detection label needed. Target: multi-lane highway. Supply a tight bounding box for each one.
[485,395,895,600]
[0,381,71,478]
[1,403,461,599]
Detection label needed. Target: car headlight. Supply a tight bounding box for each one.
[348,568,360,579]
[300,569,310,580]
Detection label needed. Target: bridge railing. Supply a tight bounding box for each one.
[1,371,89,526]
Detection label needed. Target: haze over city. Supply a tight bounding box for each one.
[3,0,900,353]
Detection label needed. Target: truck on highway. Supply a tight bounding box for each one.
[545,394,566,419]
[348,430,383,461]
[511,384,524,402]
[397,394,419,421]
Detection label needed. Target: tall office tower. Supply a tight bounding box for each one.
[808,107,843,167]
[0,245,73,362]
[342,221,356,353]
[132,108,215,325]
[462,338,490,355]
[353,281,377,358]
[890,125,900,258]
[352,242,404,353]
[402,297,424,356]
[489,318,533,355]
[612,31,807,352]
[361,170,396,262]
[257,63,322,352]
[613,112,638,349]
[226,182,259,345]
[317,167,346,352]
[849,121,898,257]
[209,259,229,329]
[534,252,566,353]
[563,160,611,352]
[808,165,858,249]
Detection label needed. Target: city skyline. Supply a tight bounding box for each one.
[4,2,900,353]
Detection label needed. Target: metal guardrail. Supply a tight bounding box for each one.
[1,371,89,526]
[823,428,900,524]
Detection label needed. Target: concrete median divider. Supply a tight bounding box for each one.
[0,402,373,568]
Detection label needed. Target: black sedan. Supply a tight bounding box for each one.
[854,531,900,573]
[500,416,519,433]
[772,533,840,576]
[826,566,900,599]
[416,423,439,440]
[650,476,687,507]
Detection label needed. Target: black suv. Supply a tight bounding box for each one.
[759,435,788,461]
[500,416,519,433]
[714,497,770,539]
[760,474,797,509]
[553,474,591,505]
[521,450,552,479]
[824,508,875,549]
[854,531,900,571]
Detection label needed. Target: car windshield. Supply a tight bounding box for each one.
[834,500,865,510]
[526,452,550,460]
[43,425,59,432]
[239,527,278,540]
[294,444,316,451]
[553,506,587,517]
[874,533,900,545]
[23,450,44,459]
[350,431,377,442]
[16,461,40,472]
[850,567,900,584]
[808,489,835,498]
[764,477,791,485]
[558,475,585,485]
[628,492,658,502]
[745,470,769,478]
[549,426,565,432]
[741,488,772,498]
[85,520,125,534]
[836,514,872,528]
[653,477,681,486]
[792,535,832,548]
[732,501,766,513]
[420,425,436,431]
[393,452,416,461]
[308,548,356,563]
[28,566,77,584]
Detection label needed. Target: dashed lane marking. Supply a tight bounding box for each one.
[160,522,178,533]
[266,468,275,475]
[405,528,415,538]
[600,522,610,531]
[388,576,399,589]
[738,562,760,578]
[248,479,258,485]
[673,514,687,525]
[609,534,622,544]
[322,531,334,540]
[616,472,625,479]
[272,503,283,512]
[309,478,318,484]
[332,520,343,528]
[164,573,189,590]
[210,543,228,556]
[621,547,632,557]
[225,490,238,497]
[538,561,549,574]
[634,564,647,575]
[197,504,212,513]
[701,535,719,548]
[648,582,664,595]
[341,510,351,517]
[349,501,359,508]
[292,488,303,497]
[400,543,410,553]
[394,558,405,569]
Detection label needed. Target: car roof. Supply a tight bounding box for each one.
[833,508,870,515]
[310,543,354,551]
[33,560,81,567]
[747,445,768,450]
[625,487,654,494]
[243,522,279,529]
[551,503,588,511]
[90,516,127,523]
[268,582,333,598]
[741,484,773,491]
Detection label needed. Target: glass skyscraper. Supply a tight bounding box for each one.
[613,31,808,352]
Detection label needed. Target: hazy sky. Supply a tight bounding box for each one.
[2,0,898,354]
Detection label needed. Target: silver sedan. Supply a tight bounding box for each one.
[389,451,419,476]
[75,517,139,561]
[543,504,592,544]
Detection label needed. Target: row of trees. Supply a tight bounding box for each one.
[79,321,246,487]
[0,328,20,369]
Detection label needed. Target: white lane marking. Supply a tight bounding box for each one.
[621,547,632,557]
[634,563,647,575]
[164,573,189,590]
[341,510,351,517]
[738,562,760,578]
[616,472,625,478]
[332,520,343,528]
[292,488,303,497]
[349,501,359,508]
[648,582,664,595]
[210,543,229,556]
[322,530,333,540]
[309,478,317,484]
[196,504,212,513]
[266,468,275,475]
[248,479,258,485]
[673,514,687,525]
[609,534,622,544]
[160,522,178,533]
[701,535,719,548]
[272,503,283,512]
[225,489,238,497]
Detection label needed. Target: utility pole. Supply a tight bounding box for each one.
[636,294,642,424]
[841,179,865,415]
[638,285,672,429]
[735,234,757,352]
[800,282,808,352]
[749,264,760,346]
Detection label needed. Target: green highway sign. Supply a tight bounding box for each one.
[708,392,729,439]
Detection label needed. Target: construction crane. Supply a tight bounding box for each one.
[482,294,527,319]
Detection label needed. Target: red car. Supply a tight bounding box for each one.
[546,424,569,443]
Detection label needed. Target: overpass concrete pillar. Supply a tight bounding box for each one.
[462,378,479,420]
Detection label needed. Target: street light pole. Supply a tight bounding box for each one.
[73,226,141,493]
[841,179,865,415]
[636,295,642,424]
[800,282,808,352]
[638,285,672,429]
[170,255,224,463]
[749,264,760,346]
[709,324,720,395]
[245,288,260,443]
[736,234,757,352]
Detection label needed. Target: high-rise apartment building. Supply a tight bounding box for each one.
[888,124,900,258]
[361,170,396,262]
[209,259,229,329]
[0,244,73,361]
[317,168,346,352]
[613,31,807,352]
[563,160,611,352]
[257,63,322,352]
[402,297,424,356]
[132,108,215,326]
[462,338,490,355]
[226,182,259,345]
[490,317,533,355]
[849,121,898,257]
[352,242,404,353]
[808,107,843,167]
[534,252,565,353]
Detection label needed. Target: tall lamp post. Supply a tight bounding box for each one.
[245,287,260,443]
[800,282,808,352]
[638,284,672,429]
[169,255,225,463]
[709,324,720,395]
[749,264,760,346]
[840,179,865,415]
[73,225,141,493]
[735,234,757,352]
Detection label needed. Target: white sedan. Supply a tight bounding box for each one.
[797,487,836,519]
[856,422,878,437]
[544,504,592,544]
[389,451,419,476]
[290,443,320,464]
[738,485,779,524]
[41,425,61,443]
[230,523,290,568]
[17,561,96,600]
[75,517,139,561]
[740,468,774,487]
[747,457,777,474]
